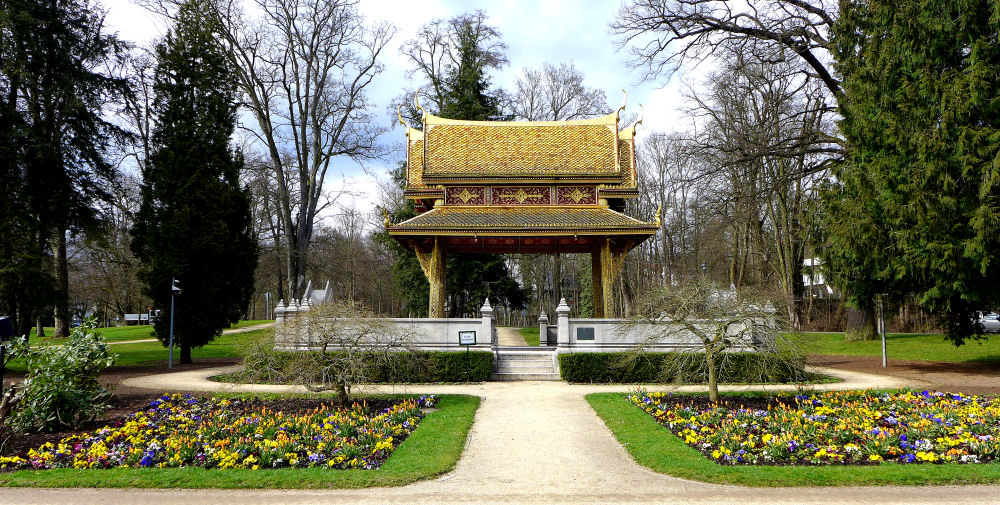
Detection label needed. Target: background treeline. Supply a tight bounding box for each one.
[4,0,997,347]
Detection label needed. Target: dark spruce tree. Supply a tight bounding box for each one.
[131,0,258,364]
[827,0,1000,345]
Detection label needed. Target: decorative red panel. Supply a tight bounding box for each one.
[556,186,597,205]
[445,186,486,205]
[491,186,551,205]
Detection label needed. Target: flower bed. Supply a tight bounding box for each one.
[0,393,436,471]
[628,390,1000,465]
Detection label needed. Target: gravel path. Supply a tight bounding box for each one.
[4,365,998,504]
[495,326,529,346]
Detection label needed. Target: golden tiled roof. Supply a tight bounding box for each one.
[407,138,426,188]
[618,138,637,188]
[420,113,621,181]
[388,206,657,235]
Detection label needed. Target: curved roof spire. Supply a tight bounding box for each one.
[631,103,644,136]
[616,89,627,121]
[414,92,426,118]
[397,104,410,129]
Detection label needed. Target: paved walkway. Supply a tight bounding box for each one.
[495,326,530,347]
[6,366,1000,504]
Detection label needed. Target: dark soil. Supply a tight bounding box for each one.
[809,354,1000,396]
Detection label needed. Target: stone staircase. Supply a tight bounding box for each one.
[492,348,561,381]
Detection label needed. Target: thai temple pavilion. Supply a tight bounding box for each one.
[386,98,659,319]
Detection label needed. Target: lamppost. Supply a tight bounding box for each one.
[169,278,181,368]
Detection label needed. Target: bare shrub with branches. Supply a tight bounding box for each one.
[280,301,419,404]
[624,280,805,401]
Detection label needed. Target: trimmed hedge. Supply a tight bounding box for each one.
[242,350,494,384]
[558,352,809,384]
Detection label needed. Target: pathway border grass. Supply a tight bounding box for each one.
[0,393,479,489]
[518,327,540,346]
[586,392,1000,486]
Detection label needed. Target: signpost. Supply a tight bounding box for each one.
[458,330,476,381]
[169,278,181,368]
[879,295,887,368]
[458,330,476,346]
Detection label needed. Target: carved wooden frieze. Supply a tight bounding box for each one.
[445,186,486,205]
[491,186,551,205]
[556,186,598,205]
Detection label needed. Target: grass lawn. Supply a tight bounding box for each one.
[0,393,479,489]
[29,325,154,345]
[791,331,1000,364]
[8,328,261,373]
[587,392,1000,486]
[519,327,539,346]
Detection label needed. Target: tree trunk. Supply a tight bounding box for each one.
[706,350,719,403]
[180,344,192,364]
[845,305,877,341]
[35,319,45,338]
[53,228,70,338]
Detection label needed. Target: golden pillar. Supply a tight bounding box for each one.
[591,241,605,318]
[592,238,630,319]
[592,238,615,318]
[413,237,447,318]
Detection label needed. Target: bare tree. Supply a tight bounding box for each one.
[282,301,417,404]
[510,61,609,121]
[625,280,804,402]
[612,0,841,101]
[206,0,394,300]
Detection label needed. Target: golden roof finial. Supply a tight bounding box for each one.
[655,203,662,227]
[397,104,409,129]
[382,206,391,228]
[631,103,644,136]
[414,92,425,117]
[616,89,627,121]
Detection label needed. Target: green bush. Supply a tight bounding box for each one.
[558,352,808,384]
[426,351,494,382]
[239,344,494,384]
[12,319,116,432]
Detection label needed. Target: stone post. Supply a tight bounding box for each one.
[284,300,299,349]
[274,299,286,324]
[556,298,571,349]
[537,311,549,346]
[480,298,494,347]
[273,300,286,349]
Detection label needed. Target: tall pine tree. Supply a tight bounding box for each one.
[827,0,1000,344]
[131,0,257,363]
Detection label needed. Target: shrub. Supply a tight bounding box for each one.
[426,351,494,382]
[238,330,493,386]
[11,319,116,432]
[558,352,808,384]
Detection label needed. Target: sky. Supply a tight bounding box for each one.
[102,0,698,222]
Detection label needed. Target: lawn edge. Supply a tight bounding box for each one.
[0,393,480,489]
[585,391,1000,487]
